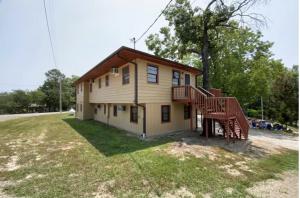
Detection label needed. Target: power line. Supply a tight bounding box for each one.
[43,0,57,68]
[135,0,174,43]
[42,0,62,113]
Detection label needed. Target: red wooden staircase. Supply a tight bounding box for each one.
[172,85,249,140]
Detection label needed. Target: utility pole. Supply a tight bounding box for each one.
[261,96,263,120]
[59,78,62,113]
[130,37,136,49]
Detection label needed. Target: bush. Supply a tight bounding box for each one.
[247,109,260,118]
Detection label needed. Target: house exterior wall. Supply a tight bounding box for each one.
[136,58,196,103]
[76,57,199,136]
[93,103,143,134]
[76,82,93,120]
[145,103,196,136]
[89,63,135,104]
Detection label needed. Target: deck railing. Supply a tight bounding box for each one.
[172,85,249,138]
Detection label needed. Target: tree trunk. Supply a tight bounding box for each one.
[201,26,210,90]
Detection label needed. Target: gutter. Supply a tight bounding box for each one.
[117,53,146,137]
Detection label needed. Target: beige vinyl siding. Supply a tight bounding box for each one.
[76,82,93,120]
[146,103,196,136]
[89,63,135,104]
[93,104,143,134]
[137,59,196,103]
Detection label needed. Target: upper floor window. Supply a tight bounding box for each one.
[147,65,158,83]
[122,66,130,85]
[161,105,170,123]
[98,78,101,88]
[105,75,109,86]
[172,70,180,86]
[130,106,138,123]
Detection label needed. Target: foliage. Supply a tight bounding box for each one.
[265,66,299,125]
[0,69,79,114]
[145,0,297,124]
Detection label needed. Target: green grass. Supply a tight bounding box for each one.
[0,114,298,198]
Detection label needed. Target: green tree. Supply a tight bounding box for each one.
[266,67,298,126]
[146,0,265,89]
[40,69,65,111]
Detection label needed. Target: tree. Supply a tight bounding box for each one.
[40,69,65,111]
[146,0,265,90]
[40,69,79,111]
[266,67,298,126]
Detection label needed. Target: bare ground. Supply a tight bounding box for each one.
[246,171,298,198]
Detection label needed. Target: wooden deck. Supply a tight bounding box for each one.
[172,85,249,140]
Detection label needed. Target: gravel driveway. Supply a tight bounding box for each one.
[249,128,299,151]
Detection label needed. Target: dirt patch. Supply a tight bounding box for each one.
[219,164,243,177]
[150,187,195,198]
[246,171,298,198]
[0,155,21,172]
[0,180,21,198]
[93,180,115,198]
[166,137,222,161]
[165,129,298,160]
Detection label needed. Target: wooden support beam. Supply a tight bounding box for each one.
[205,118,208,139]
[226,120,229,143]
[190,104,193,131]
[213,120,216,136]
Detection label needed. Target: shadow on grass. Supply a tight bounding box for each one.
[63,117,173,156]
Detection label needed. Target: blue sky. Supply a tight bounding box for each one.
[0,0,298,92]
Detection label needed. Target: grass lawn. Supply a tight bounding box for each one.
[0,114,298,197]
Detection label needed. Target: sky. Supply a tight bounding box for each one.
[0,0,298,92]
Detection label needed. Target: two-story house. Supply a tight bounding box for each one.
[75,46,249,139]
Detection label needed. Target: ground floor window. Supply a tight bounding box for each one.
[80,104,82,112]
[130,106,138,123]
[94,108,97,114]
[113,105,117,117]
[104,104,106,114]
[184,105,191,119]
[161,105,170,122]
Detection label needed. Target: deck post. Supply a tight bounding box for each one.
[213,120,216,136]
[190,104,193,131]
[226,120,229,143]
[205,118,208,139]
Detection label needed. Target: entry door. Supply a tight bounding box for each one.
[185,74,190,85]
[185,74,190,97]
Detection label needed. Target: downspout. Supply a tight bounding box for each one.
[117,53,146,137]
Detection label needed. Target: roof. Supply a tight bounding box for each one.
[75,46,201,84]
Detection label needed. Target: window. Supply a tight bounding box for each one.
[104,104,106,114]
[98,78,101,88]
[76,104,78,111]
[172,70,180,86]
[161,105,170,122]
[113,105,118,117]
[122,66,130,84]
[80,83,82,92]
[105,75,109,86]
[184,105,191,119]
[147,65,158,83]
[80,104,82,112]
[97,104,101,109]
[94,108,97,114]
[89,83,92,92]
[130,106,138,123]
